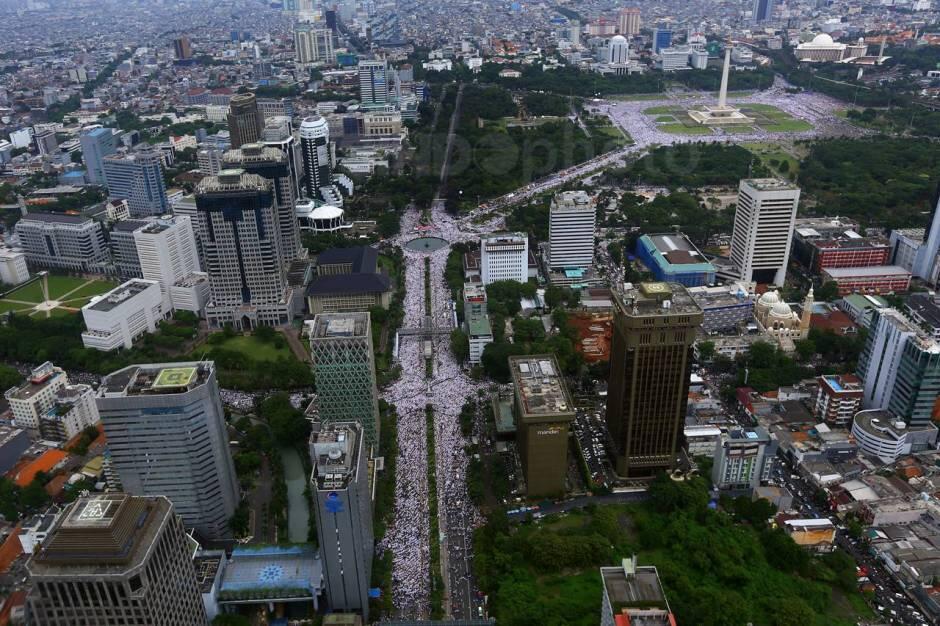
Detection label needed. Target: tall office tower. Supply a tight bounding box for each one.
[857,308,940,426]
[725,178,800,286]
[263,117,303,201]
[308,313,380,447]
[652,28,673,54]
[173,36,192,60]
[299,115,334,200]
[358,59,388,105]
[133,215,204,311]
[109,219,148,278]
[195,170,293,330]
[752,0,776,22]
[310,421,373,620]
[224,144,302,262]
[34,129,57,156]
[618,7,641,36]
[568,19,581,46]
[197,145,224,175]
[13,213,110,272]
[913,187,940,283]
[295,22,335,64]
[480,232,529,284]
[226,93,265,149]
[549,190,596,270]
[26,493,207,625]
[96,362,240,541]
[509,355,576,496]
[79,126,116,184]
[608,36,629,64]
[102,149,169,217]
[606,282,703,478]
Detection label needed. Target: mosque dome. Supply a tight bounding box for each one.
[812,33,835,46]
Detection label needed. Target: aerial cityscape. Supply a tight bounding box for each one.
[0,0,939,624]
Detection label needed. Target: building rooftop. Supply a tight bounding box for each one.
[463,283,487,302]
[316,245,378,274]
[218,545,321,602]
[195,170,270,194]
[742,178,800,192]
[28,494,171,575]
[468,314,492,337]
[509,355,574,422]
[110,219,150,233]
[481,232,527,245]
[309,312,370,339]
[100,362,213,397]
[854,409,938,441]
[4,362,63,403]
[643,233,715,270]
[85,280,158,313]
[20,212,91,225]
[906,293,940,330]
[823,265,911,278]
[305,273,390,297]
[601,559,672,623]
[551,190,594,211]
[311,422,361,489]
[193,552,224,594]
[617,281,702,317]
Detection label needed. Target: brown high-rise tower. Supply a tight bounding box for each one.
[605,282,703,479]
[226,93,265,148]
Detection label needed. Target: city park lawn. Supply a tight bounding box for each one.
[0,276,117,317]
[644,103,813,136]
[199,333,294,362]
[743,142,802,178]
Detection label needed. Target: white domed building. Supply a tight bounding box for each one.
[753,288,813,352]
[608,35,630,64]
[795,33,852,62]
[295,200,351,233]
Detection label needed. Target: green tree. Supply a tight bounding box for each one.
[696,340,715,362]
[450,328,470,362]
[260,393,309,447]
[0,364,21,392]
[815,281,840,302]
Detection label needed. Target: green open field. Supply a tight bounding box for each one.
[609,93,668,101]
[742,142,802,177]
[201,333,294,362]
[645,103,813,136]
[0,276,118,317]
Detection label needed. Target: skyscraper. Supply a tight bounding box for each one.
[173,36,192,60]
[752,0,776,22]
[299,115,334,200]
[358,59,389,105]
[606,282,703,479]
[102,148,169,217]
[653,28,673,54]
[857,308,940,426]
[26,494,207,626]
[227,93,265,149]
[95,362,240,541]
[618,7,641,36]
[480,232,528,284]
[132,215,205,312]
[224,144,302,262]
[263,116,303,201]
[308,313,380,447]
[295,22,335,65]
[725,178,801,286]
[79,126,116,184]
[509,354,576,496]
[310,421,373,620]
[912,186,940,283]
[549,190,596,271]
[195,170,294,329]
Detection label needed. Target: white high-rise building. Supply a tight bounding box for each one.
[608,35,630,64]
[549,191,596,271]
[0,246,29,285]
[725,179,800,286]
[481,233,528,285]
[133,215,206,313]
[39,383,99,441]
[913,191,940,284]
[81,280,168,351]
[295,23,335,65]
[299,116,335,201]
